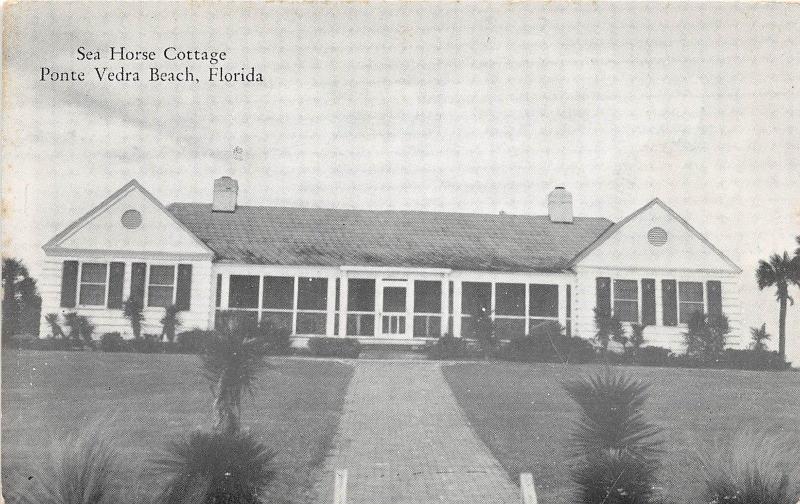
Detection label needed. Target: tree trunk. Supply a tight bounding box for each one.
[779,296,787,360]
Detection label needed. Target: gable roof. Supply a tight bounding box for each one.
[569,198,742,273]
[43,179,213,255]
[167,203,613,272]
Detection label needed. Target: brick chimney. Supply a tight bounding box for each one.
[548,186,573,223]
[212,176,238,212]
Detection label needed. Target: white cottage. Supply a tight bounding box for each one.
[39,178,743,350]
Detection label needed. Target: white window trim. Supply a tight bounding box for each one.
[146,264,178,308]
[611,278,640,324]
[77,261,109,308]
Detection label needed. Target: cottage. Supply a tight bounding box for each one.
[39,178,743,349]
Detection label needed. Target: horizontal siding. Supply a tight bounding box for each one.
[573,268,744,353]
[39,257,212,339]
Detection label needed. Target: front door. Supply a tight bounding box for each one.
[381,285,407,337]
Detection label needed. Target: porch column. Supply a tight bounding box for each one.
[405,279,414,338]
[452,280,462,337]
[338,273,348,337]
[440,277,450,336]
[221,274,230,309]
[558,283,567,329]
[325,276,337,336]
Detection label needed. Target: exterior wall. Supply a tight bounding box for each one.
[39,255,213,338]
[573,266,743,352]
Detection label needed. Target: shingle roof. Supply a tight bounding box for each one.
[167,203,613,272]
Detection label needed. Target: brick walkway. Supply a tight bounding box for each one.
[313,361,519,504]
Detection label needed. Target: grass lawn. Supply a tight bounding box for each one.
[443,362,800,504]
[1,350,353,504]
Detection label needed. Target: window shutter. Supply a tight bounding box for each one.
[641,278,656,325]
[596,277,611,316]
[176,264,193,310]
[130,262,147,305]
[215,274,222,308]
[60,260,79,308]
[107,262,125,309]
[707,280,722,317]
[662,279,677,326]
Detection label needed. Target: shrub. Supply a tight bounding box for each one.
[177,330,215,354]
[563,370,663,504]
[161,305,182,343]
[5,420,126,504]
[307,337,362,358]
[425,333,478,360]
[100,332,126,352]
[44,312,66,340]
[128,336,161,354]
[497,322,596,364]
[635,346,674,367]
[698,428,800,504]
[717,349,790,371]
[684,312,730,362]
[467,305,497,360]
[156,429,276,504]
[629,323,647,356]
[593,308,621,354]
[255,321,293,356]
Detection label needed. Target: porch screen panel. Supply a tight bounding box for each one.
[60,260,79,308]
[347,279,375,336]
[706,281,722,317]
[529,284,559,329]
[461,282,490,338]
[297,277,327,335]
[641,279,656,326]
[496,283,525,339]
[262,276,294,331]
[661,280,678,326]
[413,280,441,338]
[613,280,638,323]
[228,275,259,308]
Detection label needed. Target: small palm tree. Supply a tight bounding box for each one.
[122,298,144,339]
[563,370,663,504]
[750,323,771,352]
[201,325,269,434]
[44,313,65,339]
[593,308,622,355]
[756,252,800,359]
[629,323,647,358]
[161,305,182,343]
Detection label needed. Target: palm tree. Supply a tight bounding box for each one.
[161,304,182,343]
[750,323,771,352]
[201,324,269,434]
[756,252,800,359]
[122,298,144,339]
[2,257,41,342]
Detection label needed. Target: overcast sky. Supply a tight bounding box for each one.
[3,2,799,359]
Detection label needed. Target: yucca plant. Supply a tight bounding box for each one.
[45,312,65,339]
[5,420,127,504]
[698,428,800,504]
[563,370,663,504]
[161,305,182,343]
[155,429,276,504]
[201,327,270,434]
[123,298,144,339]
[750,324,771,352]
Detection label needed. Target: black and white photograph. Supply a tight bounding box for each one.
[2,2,799,504]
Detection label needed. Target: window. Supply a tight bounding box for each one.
[461,282,491,338]
[613,280,638,323]
[495,283,525,339]
[679,281,704,324]
[147,265,175,307]
[347,279,375,336]
[413,280,441,338]
[262,276,294,330]
[296,277,327,335]
[79,263,107,306]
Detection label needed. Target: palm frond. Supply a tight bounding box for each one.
[154,429,276,504]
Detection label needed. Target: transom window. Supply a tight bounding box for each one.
[147,265,176,307]
[79,263,107,306]
[613,280,639,323]
[679,281,704,324]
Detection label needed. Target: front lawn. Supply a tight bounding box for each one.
[443,362,800,504]
[1,350,354,504]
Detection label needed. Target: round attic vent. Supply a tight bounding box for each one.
[121,209,142,229]
[647,227,668,246]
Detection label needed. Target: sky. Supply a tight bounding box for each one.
[2,2,799,359]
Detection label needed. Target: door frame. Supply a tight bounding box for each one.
[378,278,412,339]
